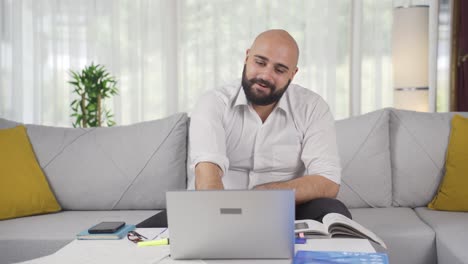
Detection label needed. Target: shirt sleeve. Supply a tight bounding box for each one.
[300,99,342,184]
[189,91,230,176]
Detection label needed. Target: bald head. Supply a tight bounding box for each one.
[250,29,299,68]
[241,29,299,107]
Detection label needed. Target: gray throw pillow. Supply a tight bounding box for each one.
[0,118,20,129]
[336,109,392,208]
[390,109,468,207]
[23,113,188,210]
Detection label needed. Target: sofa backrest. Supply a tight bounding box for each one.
[389,109,468,207]
[335,108,392,208]
[3,107,467,210]
[335,108,468,209]
[0,113,188,210]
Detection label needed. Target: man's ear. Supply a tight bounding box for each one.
[291,67,299,80]
[245,49,250,63]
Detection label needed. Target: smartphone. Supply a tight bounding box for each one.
[88,221,125,234]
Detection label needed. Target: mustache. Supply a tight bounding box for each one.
[249,78,275,91]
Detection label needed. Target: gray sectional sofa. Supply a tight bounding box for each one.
[1,108,467,264]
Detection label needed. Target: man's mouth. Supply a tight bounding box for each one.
[254,83,271,93]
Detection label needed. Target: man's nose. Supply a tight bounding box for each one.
[257,66,275,84]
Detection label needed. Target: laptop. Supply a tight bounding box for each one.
[166,190,295,260]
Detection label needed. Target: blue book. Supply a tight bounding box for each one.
[76,224,135,240]
[294,250,389,264]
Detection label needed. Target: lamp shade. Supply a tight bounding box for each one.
[392,6,429,112]
[393,88,429,112]
[392,6,429,88]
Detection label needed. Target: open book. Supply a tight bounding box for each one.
[295,213,387,249]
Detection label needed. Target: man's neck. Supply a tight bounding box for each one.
[252,103,277,123]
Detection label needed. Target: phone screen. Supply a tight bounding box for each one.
[88,221,125,234]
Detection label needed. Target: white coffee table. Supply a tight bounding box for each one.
[15,228,378,264]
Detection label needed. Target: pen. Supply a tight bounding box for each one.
[137,238,169,247]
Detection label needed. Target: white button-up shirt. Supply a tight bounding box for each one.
[187,80,341,190]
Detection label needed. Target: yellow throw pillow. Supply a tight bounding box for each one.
[0,125,61,220]
[428,115,468,211]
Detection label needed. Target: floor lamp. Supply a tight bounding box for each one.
[392,5,430,112]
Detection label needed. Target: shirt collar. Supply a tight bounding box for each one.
[234,85,249,107]
[276,91,289,115]
[234,83,291,116]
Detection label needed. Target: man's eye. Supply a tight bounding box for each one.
[275,68,286,74]
[256,60,266,66]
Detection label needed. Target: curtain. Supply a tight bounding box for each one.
[1,0,395,126]
[453,0,468,111]
[1,0,177,126]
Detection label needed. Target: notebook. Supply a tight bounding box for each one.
[166,190,295,260]
[294,250,389,264]
[76,224,135,240]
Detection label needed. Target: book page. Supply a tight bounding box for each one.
[294,238,376,253]
[294,219,329,236]
[322,213,387,249]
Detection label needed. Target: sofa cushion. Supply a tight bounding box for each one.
[24,113,188,210]
[0,125,61,220]
[0,118,20,129]
[428,115,468,211]
[350,207,436,264]
[389,109,468,207]
[0,210,158,264]
[336,109,392,208]
[415,207,468,264]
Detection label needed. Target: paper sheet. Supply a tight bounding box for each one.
[136,228,170,240]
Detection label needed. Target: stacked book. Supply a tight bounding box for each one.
[76,224,135,240]
[294,250,389,264]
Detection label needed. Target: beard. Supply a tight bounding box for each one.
[241,65,291,106]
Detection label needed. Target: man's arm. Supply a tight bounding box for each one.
[189,91,229,190]
[268,97,340,204]
[253,175,339,204]
[195,162,225,190]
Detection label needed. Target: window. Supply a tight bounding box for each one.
[0,0,436,126]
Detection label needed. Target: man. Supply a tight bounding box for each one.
[188,29,351,221]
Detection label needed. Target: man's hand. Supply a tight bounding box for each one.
[195,162,224,190]
[253,175,339,204]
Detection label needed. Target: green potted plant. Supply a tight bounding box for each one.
[69,63,119,127]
